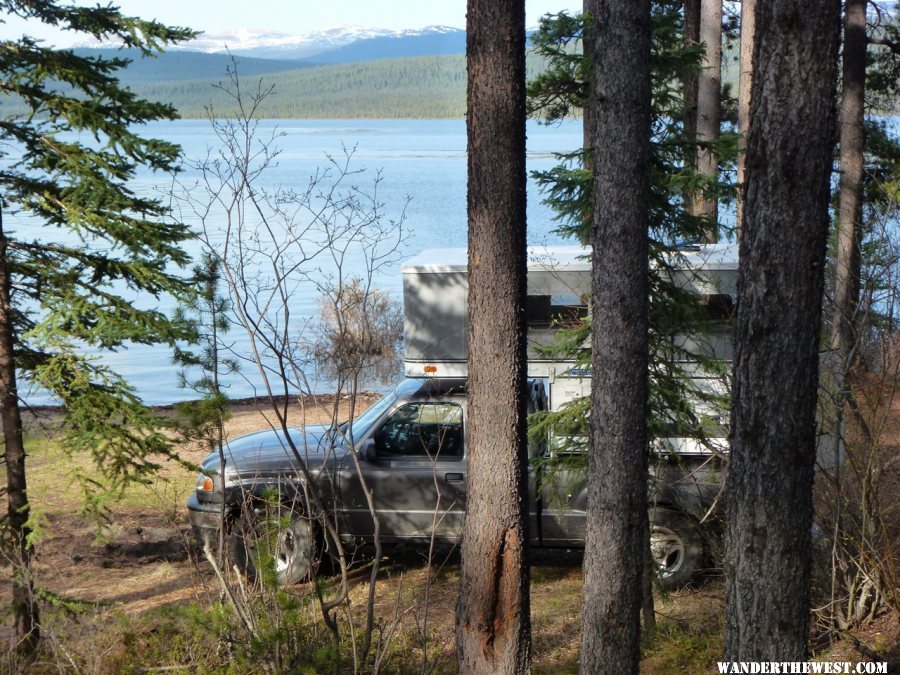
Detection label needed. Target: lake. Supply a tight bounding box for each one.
[10,118,583,404]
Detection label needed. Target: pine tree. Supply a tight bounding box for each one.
[724,0,841,660]
[580,0,652,670]
[172,252,237,564]
[0,1,195,653]
[526,5,735,659]
[455,0,531,671]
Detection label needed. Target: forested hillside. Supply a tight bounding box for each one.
[137,55,467,118]
[0,52,550,119]
[71,48,318,83]
[132,54,552,118]
[2,46,741,120]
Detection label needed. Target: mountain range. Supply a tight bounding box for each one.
[22,25,737,119]
[58,25,474,118]
[75,24,467,64]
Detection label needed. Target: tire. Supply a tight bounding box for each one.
[227,502,316,586]
[648,508,705,591]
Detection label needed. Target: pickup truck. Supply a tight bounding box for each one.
[187,377,723,589]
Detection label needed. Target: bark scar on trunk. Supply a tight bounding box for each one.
[478,526,520,663]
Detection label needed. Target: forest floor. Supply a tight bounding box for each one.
[0,396,897,673]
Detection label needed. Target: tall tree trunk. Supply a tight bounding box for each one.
[735,0,757,233]
[694,0,722,239]
[455,0,531,672]
[583,0,596,175]
[0,204,39,654]
[824,0,867,625]
[683,0,701,151]
[683,0,701,219]
[724,0,841,662]
[581,1,652,673]
[832,0,866,360]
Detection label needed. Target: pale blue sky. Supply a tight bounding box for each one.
[1,0,583,46]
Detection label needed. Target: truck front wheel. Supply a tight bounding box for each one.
[648,508,705,591]
[228,503,316,586]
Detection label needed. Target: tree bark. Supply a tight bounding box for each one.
[0,204,39,654]
[581,1,652,673]
[735,0,757,233]
[694,0,722,239]
[724,0,841,662]
[641,513,657,636]
[455,0,531,672]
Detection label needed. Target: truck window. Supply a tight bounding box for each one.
[373,402,464,460]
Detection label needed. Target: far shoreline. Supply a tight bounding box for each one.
[23,391,384,416]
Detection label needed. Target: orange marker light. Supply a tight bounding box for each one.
[424,365,438,374]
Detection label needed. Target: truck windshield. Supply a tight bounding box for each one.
[346,391,398,442]
[345,379,425,443]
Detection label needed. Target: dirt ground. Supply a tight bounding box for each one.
[5,394,381,611]
[1,398,375,645]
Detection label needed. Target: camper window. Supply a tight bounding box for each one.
[526,293,587,328]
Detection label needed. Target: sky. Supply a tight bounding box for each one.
[0,0,583,47]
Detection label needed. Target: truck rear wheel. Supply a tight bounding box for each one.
[648,508,704,591]
[228,503,316,586]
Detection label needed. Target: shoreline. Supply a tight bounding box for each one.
[23,391,383,416]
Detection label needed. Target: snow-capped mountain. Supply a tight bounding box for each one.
[183,25,400,58]
[214,25,464,61]
[73,24,465,61]
[67,23,570,64]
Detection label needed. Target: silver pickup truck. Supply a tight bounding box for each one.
[187,377,722,589]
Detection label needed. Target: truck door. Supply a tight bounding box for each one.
[535,455,587,545]
[530,376,588,546]
[340,400,467,542]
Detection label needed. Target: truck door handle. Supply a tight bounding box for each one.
[445,472,465,483]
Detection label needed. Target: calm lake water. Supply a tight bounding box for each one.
[11,118,583,404]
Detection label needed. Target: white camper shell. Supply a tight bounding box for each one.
[402,244,738,417]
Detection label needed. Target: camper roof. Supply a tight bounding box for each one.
[402,244,738,274]
[669,243,739,271]
[403,246,590,274]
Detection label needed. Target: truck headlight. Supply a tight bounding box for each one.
[196,473,215,493]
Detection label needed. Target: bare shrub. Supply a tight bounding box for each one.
[815,207,899,638]
[171,65,410,670]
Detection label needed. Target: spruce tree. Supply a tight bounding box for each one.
[0,1,194,652]
[526,5,734,472]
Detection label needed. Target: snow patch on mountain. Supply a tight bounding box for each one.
[195,25,465,60]
[70,24,465,60]
[186,25,394,54]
